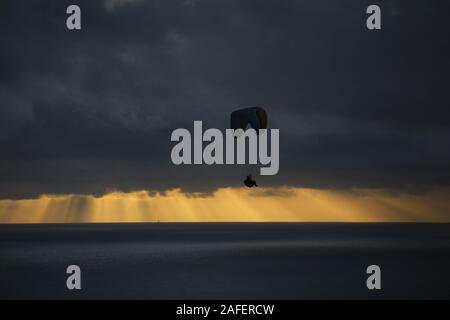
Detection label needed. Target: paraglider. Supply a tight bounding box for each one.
[244,174,258,188]
[230,107,268,187]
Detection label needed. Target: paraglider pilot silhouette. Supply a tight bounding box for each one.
[244,174,258,188]
[230,107,268,188]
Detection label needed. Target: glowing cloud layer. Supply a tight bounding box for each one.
[1,187,449,223]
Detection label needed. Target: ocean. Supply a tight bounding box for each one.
[1,223,449,299]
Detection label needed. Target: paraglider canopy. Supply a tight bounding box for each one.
[230,107,268,132]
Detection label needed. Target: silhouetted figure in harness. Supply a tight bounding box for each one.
[244,174,258,188]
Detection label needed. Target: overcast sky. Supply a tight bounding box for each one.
[0,0,449,199]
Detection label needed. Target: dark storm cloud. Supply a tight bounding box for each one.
[0,0,449,199]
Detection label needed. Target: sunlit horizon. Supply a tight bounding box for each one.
[1,186,449,223]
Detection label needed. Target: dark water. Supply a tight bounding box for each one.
[1,223,450,299]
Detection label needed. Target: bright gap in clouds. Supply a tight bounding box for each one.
[1,187,449,223]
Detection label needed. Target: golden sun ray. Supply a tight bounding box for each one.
[0,187,449,223]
